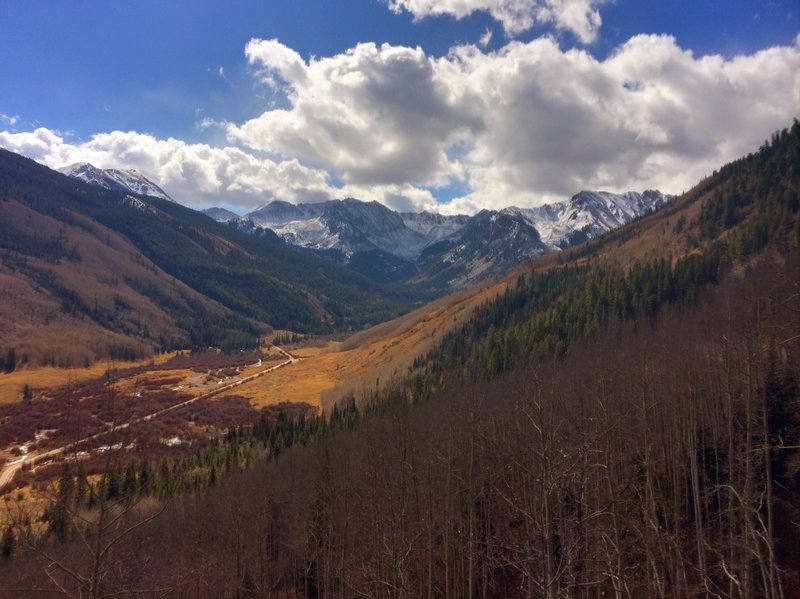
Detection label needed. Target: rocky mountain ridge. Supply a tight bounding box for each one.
[59,160,671,288]
[216,190,672,287]
[59,163,174,202]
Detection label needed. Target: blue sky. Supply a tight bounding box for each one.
[1,0,798,213]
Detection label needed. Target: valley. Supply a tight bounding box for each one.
[0,122,797,597]
[0,271,511,499]
[1,0,798,593]
[6,0,800,594]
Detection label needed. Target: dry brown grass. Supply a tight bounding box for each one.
[0,484,49,529]
[220,277,511,412]
[0,353,176,404]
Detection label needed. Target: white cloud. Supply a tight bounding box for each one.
[196,116,226,131]
[244,38,309,89]
[0,113,19,126]
[464,35,800,206]
[0,127,441,213]
[227,35,800,210]
[387,0,605,42]
[229,40,482,188]
[2,35,798,216]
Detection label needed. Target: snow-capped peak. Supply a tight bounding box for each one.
[58,162,174,202]
[202,207,240,223]
[508,190,671,249]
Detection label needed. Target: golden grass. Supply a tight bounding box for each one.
[0,353,176,404]
[220,277,511,412]
[0,485,50,530]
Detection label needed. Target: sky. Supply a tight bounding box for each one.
[0,0,798,215]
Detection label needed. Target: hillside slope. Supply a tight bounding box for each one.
[0,150,417,365]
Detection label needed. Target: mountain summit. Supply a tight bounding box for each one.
[505,189,671,249]
[58,162,174,202]
[244,199,432,259]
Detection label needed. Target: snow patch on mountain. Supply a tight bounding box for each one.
[400,211,470,244]
[244,199,433,259]
[202,207,240,223]
[122,195,157,215]
[59,163,174,202]
[506,190,671,249]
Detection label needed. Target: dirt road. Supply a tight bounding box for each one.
[0,348,299,489]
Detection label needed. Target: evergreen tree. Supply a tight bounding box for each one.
[1,525,14,560]
[138,459,151,496]
[2,348,15,373]
[47,464,74,541]
[122,462,138,502]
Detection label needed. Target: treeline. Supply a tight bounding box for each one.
[699,123,800,249]
[0,342,146,371]
[37,402,359,536]
[123,273,264,353]
[0,219,81,265]
[1,401,360,562]
[425,248,723,384]
[272,332,304,346]
[1,348,18,373]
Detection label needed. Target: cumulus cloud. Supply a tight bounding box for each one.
[0,127,441,212]
[387,0,604,42]
[229,40,482,187]
[227,35,800,210]
[2,35,799,215]
[244,38,309,90]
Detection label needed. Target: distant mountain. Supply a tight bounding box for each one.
[206,190,671,288]
[57,161,670,289]
[58,162,174,202]
[243,199,432,259]
[418,209,547,288]
[507,189,671,249]
[201,207,239,223]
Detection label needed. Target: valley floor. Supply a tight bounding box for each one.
[0,273,509,516]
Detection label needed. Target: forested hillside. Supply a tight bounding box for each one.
[0,150,418,366]
[2,123,798,597]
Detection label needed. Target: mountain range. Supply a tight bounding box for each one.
[202,190,671,287]
[55,162,670,289]
[53,163,672,294]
